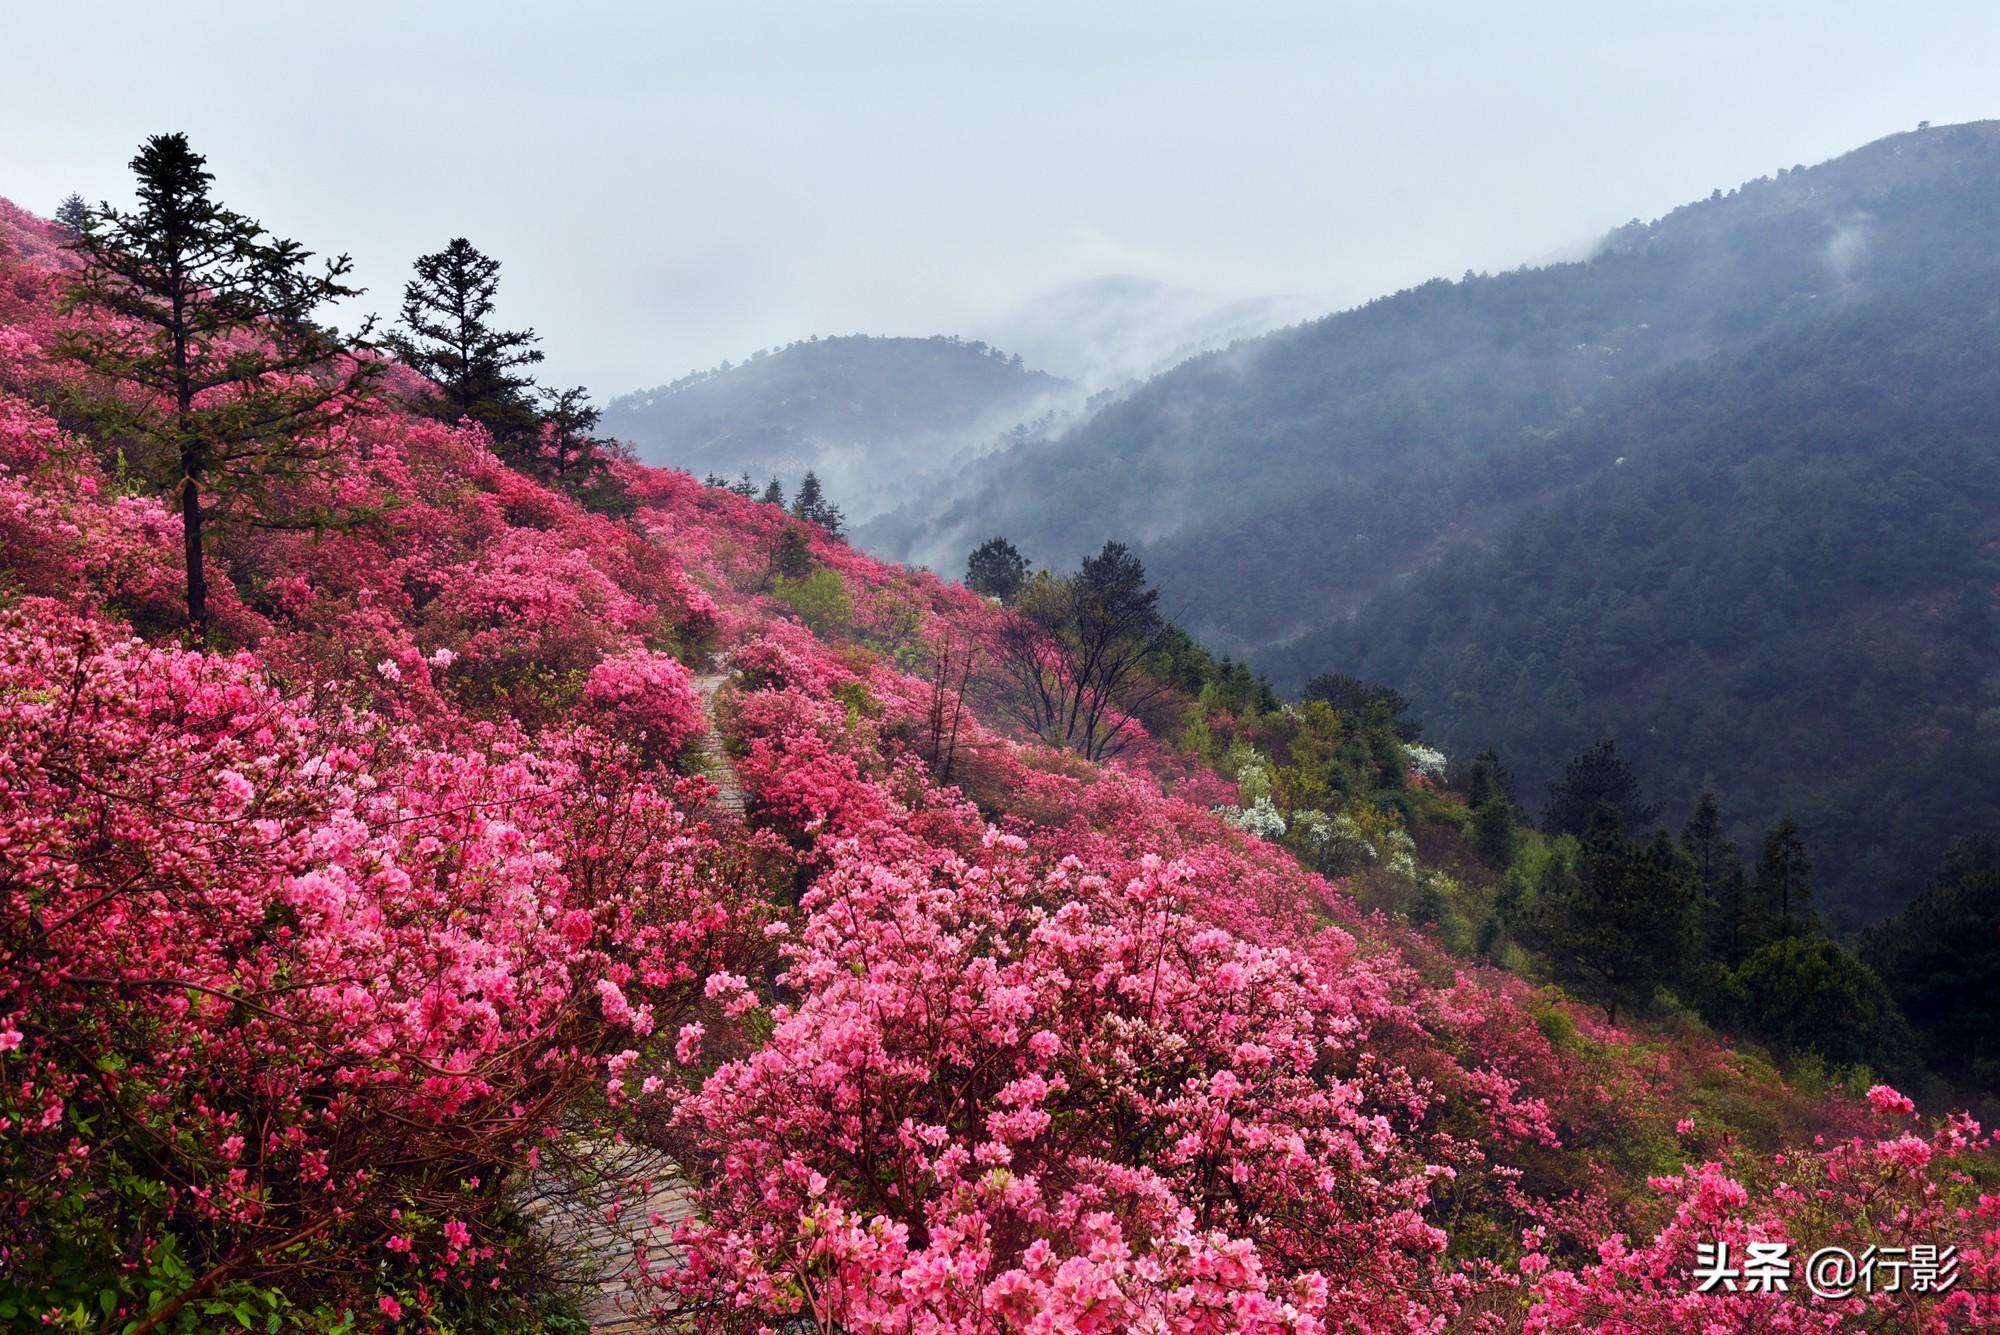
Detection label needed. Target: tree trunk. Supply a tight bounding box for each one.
[181,453,206,634]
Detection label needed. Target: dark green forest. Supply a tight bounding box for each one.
[1278,277,2000,920]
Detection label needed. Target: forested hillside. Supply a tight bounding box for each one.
[871,120,2000,919]
[1273,277,2000,921]
[877,121,2000,642]
[602,334,1066,523]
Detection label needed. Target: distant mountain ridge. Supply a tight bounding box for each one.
[603,333,1068,523]
[869,121,2000,639]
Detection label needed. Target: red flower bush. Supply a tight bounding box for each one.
[583,648,708,765]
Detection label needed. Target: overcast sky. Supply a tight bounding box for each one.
[4,1,1997,394]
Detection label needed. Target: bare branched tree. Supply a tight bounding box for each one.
[993,542,1170,760]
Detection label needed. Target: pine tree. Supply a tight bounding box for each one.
[1681,790,1735,888]
[761,477,785,507]
[56,133,380,633]
[1527,819,1698,1022]
[54,193,90,234]
[390,238,543,449]
[535,385,627,513]
[966,536,1029,602]
[1681,788,1742,961]
[730,472,758,498]
[1467,759,1496,810]
[1473,796,1518,867]
[771,524,814,582]
[1544,739,1660,837]
[791,469,844,536]
[1753,817,1816,942]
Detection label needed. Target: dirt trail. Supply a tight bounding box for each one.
[542,654,738,1330]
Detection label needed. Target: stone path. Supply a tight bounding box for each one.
[540,652,741,1330]
[691,655,743,818]
[534,1140,696,1332]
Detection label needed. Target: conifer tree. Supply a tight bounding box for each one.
[1753,817,1816,942]
[1681,790,1735,889]
[761,476,785,507]
[54,192,90,234]
[1527,818,1697,1022]
[57,133,380,633]
[966,535,1030,602]
[1681,789,1743,960]
[534,384,628,513]
[390,238,543,448]
[1544,739,1660,837]
[791,469,844,536]
[1473,795,1518,867]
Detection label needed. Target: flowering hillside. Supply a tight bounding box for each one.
[0,195,1995,1333]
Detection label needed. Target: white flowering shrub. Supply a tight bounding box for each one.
[1383,826,1421,881]
[1406,742,1448,782]
[1217,795,1287,842]
[1292,809,1378,873]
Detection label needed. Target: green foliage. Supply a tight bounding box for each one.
[1866,833,2000,1091]
[1729,936,1917,1079]
[533,384,629,514]
[56,132,381,630]
[1299,673,1419,739]
[1750,816,1817,944]
[774,567,852,637]
[53,192,89,234]
[770,524,814,582]
[994,542,1168,760]
[791,469,844,536]
[965,535,1030,602]
[1472,796,1519,867]
[1295,277,2000,919]
[390,237,544,447]
[1525,823,1698,1022]
[1543,739,1659,837]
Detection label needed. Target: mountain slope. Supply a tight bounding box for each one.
[602,334,1066,523]
[9,192,1998,1331]
[871,120,2000,644]
[867,120,2000,918]
[1274,276,2000,920]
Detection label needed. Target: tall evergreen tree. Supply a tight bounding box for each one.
[1473,795,1519,867]
[792,469,844,536]
[56,133,380,633]
[1681,788,1744,959]
[1681,790,1735,889]
[1526,818,1698,1022]
[534,385,626,512]
[761,476,786,507]
[1753,817,1816,942]
[1544,739,1660,837]
[966,535,1029,602]
[54,193,90,234]
[390,238,543,448]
